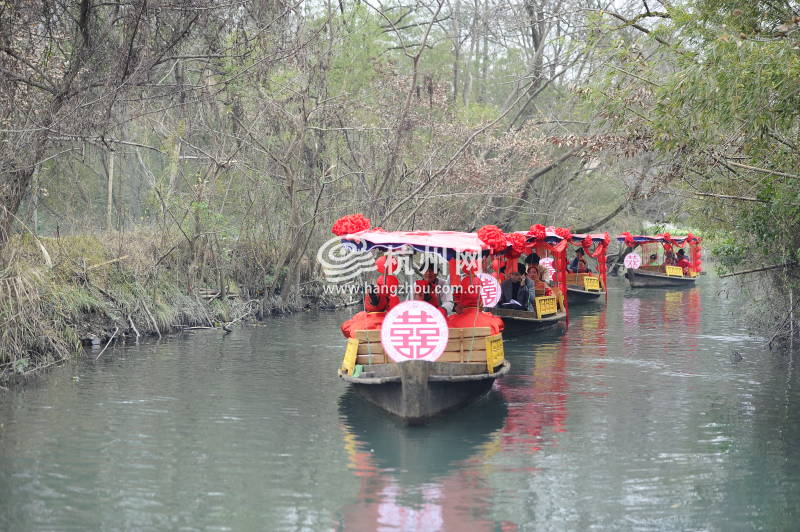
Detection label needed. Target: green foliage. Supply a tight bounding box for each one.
[327,5,384,94]
[587,0,800,335]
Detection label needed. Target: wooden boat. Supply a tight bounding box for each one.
[331,225,515,423]
[338,327,509,425]
[565,272,605,304]
[625,266,697,288]
[484,227,590,330]
[616,233,702,289]
[488,299,566,329]
[563,234,609,305]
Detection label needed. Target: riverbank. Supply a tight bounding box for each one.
[0,231,343,386]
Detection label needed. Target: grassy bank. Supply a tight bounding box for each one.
[0,230,339,385]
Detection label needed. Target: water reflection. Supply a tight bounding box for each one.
[337,390,508,530]
[4,281,800,530]
[497,336,569,454]
[622,288,703,356]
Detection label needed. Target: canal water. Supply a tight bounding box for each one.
[2,277,799,530]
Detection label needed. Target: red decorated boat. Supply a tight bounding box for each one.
[481,225,575,330]
[330,219,509,424]
[616,232,702,288]
[565,233,610,304]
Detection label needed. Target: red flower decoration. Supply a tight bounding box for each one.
[602,232,611,247]
[555,227,573,241]
[332,213,371,236]
[505,232,527,258]
[526,224,546,242]
[581,235,593,249]
[477,225,507,254]
[684,232,701,245]
[620,231,636,248]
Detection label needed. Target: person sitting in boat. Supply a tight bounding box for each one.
[499,263,531,310]
[447,279,504,334]
[646,253,659,267]
[524,252,548,280]
[526,264,551,297]
[340,289,389,338]
[569,248,591,273]
[663,248,677,266]
[413,263,454,315]
[676,248,691,275]
[527,264,567,312]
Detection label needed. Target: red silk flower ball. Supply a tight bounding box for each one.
[331,213,371,236]
[505,232,527,258]
[555,227,573,241]
[477,225,508,254]
[581,235,593,249]
[620,231,636,248]
[526,224,546,242]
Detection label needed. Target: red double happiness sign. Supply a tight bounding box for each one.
[380,301,449,363]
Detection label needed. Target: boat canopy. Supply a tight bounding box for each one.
[510,230,565,245]
[339,227,609,256]
[340,230,488,258]
[338,229,603,257]
[617,232,703,273]
[571,233,609,243]
[615,234,700,245]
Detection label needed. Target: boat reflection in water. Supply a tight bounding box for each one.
[337,389,510,530]
[496,331,571,454]
[623,288,702,355]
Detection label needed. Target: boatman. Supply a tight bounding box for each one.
[413,263,454,316]
[340,289,390,338]
[569,248,591,273]
[676,248,691,275]
[447,278,504,334]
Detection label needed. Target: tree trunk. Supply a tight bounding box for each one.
[478,0,489,103]
[452,0,461,103]
[106,151,115,231]
[30,165,39,235]
[0,130,49,247]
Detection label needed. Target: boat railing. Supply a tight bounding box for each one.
[340,327,504,375]
[565,272,603,291]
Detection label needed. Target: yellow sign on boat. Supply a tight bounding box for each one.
[583,276,600,291]
[340,338,359,375]
[485,334,504,373]
[534,296,557,319]
[665,265,684,277]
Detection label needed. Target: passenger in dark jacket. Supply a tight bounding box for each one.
[499,263,531,310]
